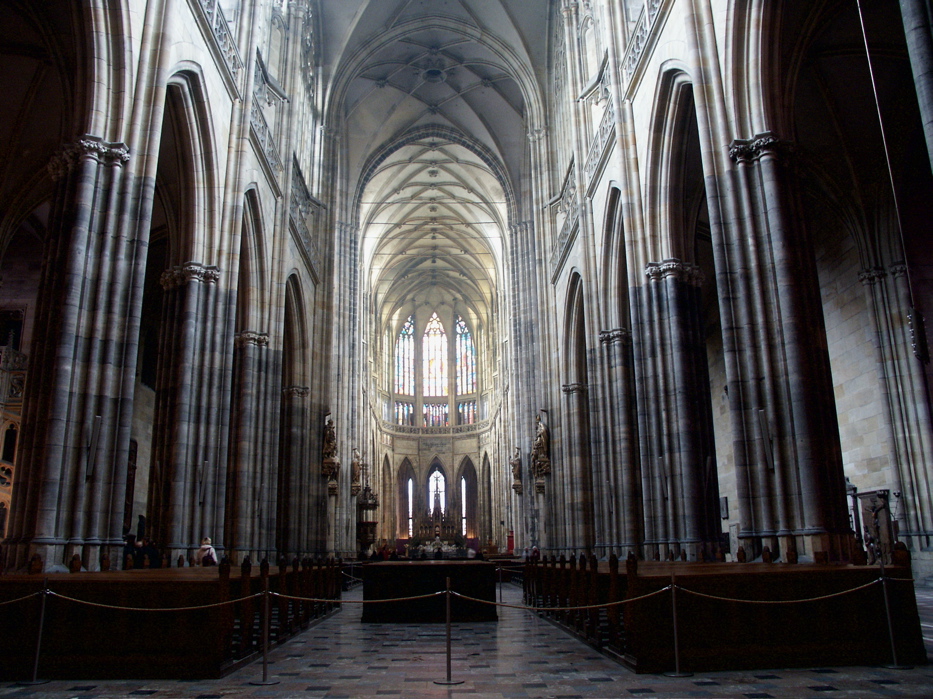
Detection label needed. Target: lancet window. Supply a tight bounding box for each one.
[422,312,448,397]
[455,314,476,395]
[429,469,445,514]
[395,315,414,395]
[461,477,467,536]
[407,477,413,537]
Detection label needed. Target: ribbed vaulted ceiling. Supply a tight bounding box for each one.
[322,0,548,334]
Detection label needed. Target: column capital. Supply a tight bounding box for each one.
[858,267,887,286]
[526,126,547,143]
[599,328,632,345]
[234,331,270,348]
[729,131,792,163]
[160,262,221,289]
[645,259,703,286]
[48,136,130,180]
[283,385,310,397]
[561,382,588,394]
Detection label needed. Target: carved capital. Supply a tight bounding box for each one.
[283,385,310,397]
[48,136,130,180]
[527,127,547,143]
[858,267,887,286]
[890,263,908,279]
[645,259,704,286]
[234,331,269,347]
[729,132,791,163]
[160,262,221,289]
[599,328,632,345]
[181,262,220,285]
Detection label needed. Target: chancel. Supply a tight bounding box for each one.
[0,0,931,680]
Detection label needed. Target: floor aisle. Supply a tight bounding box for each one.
[2,583,931,698]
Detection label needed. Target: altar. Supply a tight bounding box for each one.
[361,560,498,623]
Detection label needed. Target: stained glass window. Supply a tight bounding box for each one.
[457,400,476,425]
[395,401,414,426]
[461,477,467,536]
[455,315,476,395]
[429,469,445,514]
[423,312,448,396]
[395,315,414,395]
[423,403,448,427]
[407,478,413,537]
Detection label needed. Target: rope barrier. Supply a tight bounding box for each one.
[452,586,672,611]
[0,574,906,615]
[0,591,43,606]
[272,590,444,605]
[676,578,881,604]
[46,590,264,612]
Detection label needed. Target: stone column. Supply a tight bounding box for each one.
[639,259,720,560]
[898,0,933,168]
[280,385,310,555]
[600,327,641,556]
[860,264,933,548]
[149,262,221,561]
[227,330,269,560]
[730,133,852,559]
[561,383,593,550]
[5,137,131,571]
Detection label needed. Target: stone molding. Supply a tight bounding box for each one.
[645,259,704,286]
[160,262,221,289]
[234,331,270,348]
[599,328,632,346]
[561,383,588,394]
[48,136,130,180]
[283,385,310,397]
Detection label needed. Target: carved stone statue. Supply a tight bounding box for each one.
[350,447,362,496]
[322,418,337,460]
[531,415,550,491]
[351,447,362,484]
[510,447,522,494]
[321,418,339,493]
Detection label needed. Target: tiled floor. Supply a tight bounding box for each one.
[2,584,932,698]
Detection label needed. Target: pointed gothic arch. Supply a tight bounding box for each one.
[397,458,416,540]
[562,272,595,551]
[456,456,478,541]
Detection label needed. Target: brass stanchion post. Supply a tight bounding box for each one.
[434,577,463,685]
[250,577,280,685]
[18,579,50,686]
[664,573,692,677]
[879,555,912,669]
